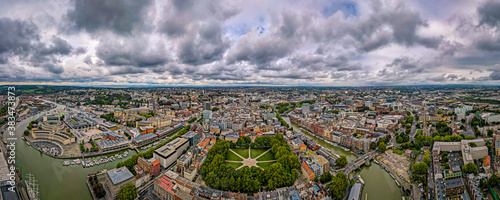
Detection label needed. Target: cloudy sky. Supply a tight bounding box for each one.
[1,0,500,86]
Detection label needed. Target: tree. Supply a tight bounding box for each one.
[329,172,348,199]
[93,182,106,198]
[337,155,347,167]
[24,130,30,136]
[422,150,431,165]
[462,162,478,175]
[469,142,477,147]
[488,174,499,187]
[412,162,428,174]
[378,142,387,153]
[370,142,377,150]
[320,172,333,184]
[117,183,137,200]
[314,176,319,182]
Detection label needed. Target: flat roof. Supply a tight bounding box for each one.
[107,166,134,185]
[445,178,464,189]
[348,183,362,200]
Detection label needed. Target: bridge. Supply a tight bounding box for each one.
[338,151,378,175]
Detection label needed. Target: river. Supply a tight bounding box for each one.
[12,101,136,200]
[283,117,402,200]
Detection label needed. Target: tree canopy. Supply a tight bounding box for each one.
[462,162,478,175]
[378,142,386,153]
[412,162,428,174]
[337,155,347,168]
[200,134,300,192]
[329,172,348,199]
[117,183,137,200]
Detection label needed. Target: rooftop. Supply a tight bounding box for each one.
[107,166,134,185]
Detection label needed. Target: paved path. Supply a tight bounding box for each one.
[226,148,276,170]
[253,148,272,160]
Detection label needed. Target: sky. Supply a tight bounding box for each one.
[1,0,500,86]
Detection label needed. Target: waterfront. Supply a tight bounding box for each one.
[359,164,403,200]
[283,117,402,200]
[12,102,135,200]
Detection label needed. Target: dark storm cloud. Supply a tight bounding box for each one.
[95,36,169,67]
[390,11,425,46]
[360,32,392,52]
[66,0,153,34]
[227,35,293,65]
[38,37,72,56]
[177,21,230,65]
[43,63,64,74]
[478,1,500,28]
[491,70,500,80]
[0,18,39,63]
[476,38,500,52]
[157,0,238,66]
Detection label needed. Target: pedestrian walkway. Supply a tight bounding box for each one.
[226,148,275,170]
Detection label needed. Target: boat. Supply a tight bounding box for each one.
[358,177,365,185]
[63,161,70,166]
[26,142,30,146]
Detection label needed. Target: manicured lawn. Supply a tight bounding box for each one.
[250,148,268,158]
[257,161,276,169]
[230,148,249,158]
[256,151,275,161]
[226,151,244,161]
[226,162,243,169]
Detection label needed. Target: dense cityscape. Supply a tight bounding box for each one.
[2,0,500,199]
[0,85,498,200]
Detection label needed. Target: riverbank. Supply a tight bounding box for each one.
[283,116,402,200]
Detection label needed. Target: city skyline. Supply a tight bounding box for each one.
[1,0,500,86]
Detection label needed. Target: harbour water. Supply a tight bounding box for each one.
[12,102,136,200]
[283,117,402,200]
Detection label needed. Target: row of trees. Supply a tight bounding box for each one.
[116,125,191,175]
[200,134,300,192]
[231,136,252,148]
[275,112,290,129]
[187,117,197,123]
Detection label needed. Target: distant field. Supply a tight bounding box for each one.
[22,89,34,93]
[226,162,243,168]
[256,151,275,161]
[226,151,243,161]
[257,161,276,169]
[230,148,249,158]
[250,148,268,158]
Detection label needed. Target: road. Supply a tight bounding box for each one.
[409,113,418,142]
